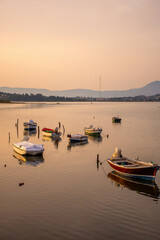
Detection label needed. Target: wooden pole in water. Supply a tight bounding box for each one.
[62,125,65,134]
[97,154,100,170]
[16,119,19,138]
[97,154,99,163]
[38,126,40,138]
[8,132,10,143]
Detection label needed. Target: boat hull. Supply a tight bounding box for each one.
[69,136,88,142]
[70,138,88,142]
[112,119,121,123]
[84,130,102,136]
[13,144,44,156]
[107,159,157,181]
[42,131,61,137]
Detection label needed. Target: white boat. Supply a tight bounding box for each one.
[67,134,88,142]
[13,137,44,156]
[23,119,37,130]
[42,127,62,137]
[84,125,102,136]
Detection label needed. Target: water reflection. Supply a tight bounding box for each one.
[13,152,44,166]
[23,129,37,136]
[88,135,103,143]
[42,135,61,149]
[67,140,88,150]
[107,171,160,200]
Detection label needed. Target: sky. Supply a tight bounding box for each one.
[0,0,160,91]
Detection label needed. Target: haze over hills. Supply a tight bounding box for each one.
[0,81,160,98]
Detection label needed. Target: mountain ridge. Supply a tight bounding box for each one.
[0,80,160,98]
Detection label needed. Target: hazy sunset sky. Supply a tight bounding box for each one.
[0,0,160,91]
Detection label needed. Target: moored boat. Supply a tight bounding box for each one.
[67,134,88,142]
[84,125,102,136]
[23,119,37,130]
[107,147,159,181]
[42,127,61,137]
[112,116,121,123]
[13,137,44,156]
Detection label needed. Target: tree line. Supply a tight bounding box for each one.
[0,91,160,102]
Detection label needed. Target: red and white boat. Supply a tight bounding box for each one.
[107,148,159,181]
[42,127,61,137]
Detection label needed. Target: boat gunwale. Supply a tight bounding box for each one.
[107,158,157,170]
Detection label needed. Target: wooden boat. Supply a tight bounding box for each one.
[67,134,88,142]
[42,127,61,137]
[107,171,159,199]
[13,137,44,156]
[84,125,102,136]
[107,147,159,181]
[23,119,37,130]
[112,116,121,123]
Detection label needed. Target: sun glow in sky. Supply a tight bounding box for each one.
[0,0,160,90]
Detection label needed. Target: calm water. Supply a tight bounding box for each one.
[0,102,160,240]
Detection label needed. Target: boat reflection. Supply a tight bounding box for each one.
[107,171,160,199]
[13,152,44,166]
[88,135,103,143]
[67,140,88,150]
[24,129,37,136]
[42,135,61,149]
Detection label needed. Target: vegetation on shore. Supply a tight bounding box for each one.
[0,98,11,103]
[0,91,160,102]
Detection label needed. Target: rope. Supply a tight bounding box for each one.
[100,159,107,165]
[101,162,108,177]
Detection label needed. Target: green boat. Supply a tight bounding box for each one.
[84,125,102,136]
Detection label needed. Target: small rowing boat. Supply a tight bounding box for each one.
[107,147,159,181]
[13,137,44,156]
[84,125,102,136]
[67,134,88,142]
[42,127,62,137]
[23,119,37,130]
[112,116,121,123]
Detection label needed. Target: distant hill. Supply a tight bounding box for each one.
[0,80,160,98]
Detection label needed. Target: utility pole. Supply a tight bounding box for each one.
[99,75,102,99]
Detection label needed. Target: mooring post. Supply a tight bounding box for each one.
[8,132,10,143]
[16,119,19,138]
[97,154,100,169]
[38,126,40,138]
[62,125,65,134]
[97,154,99,163]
